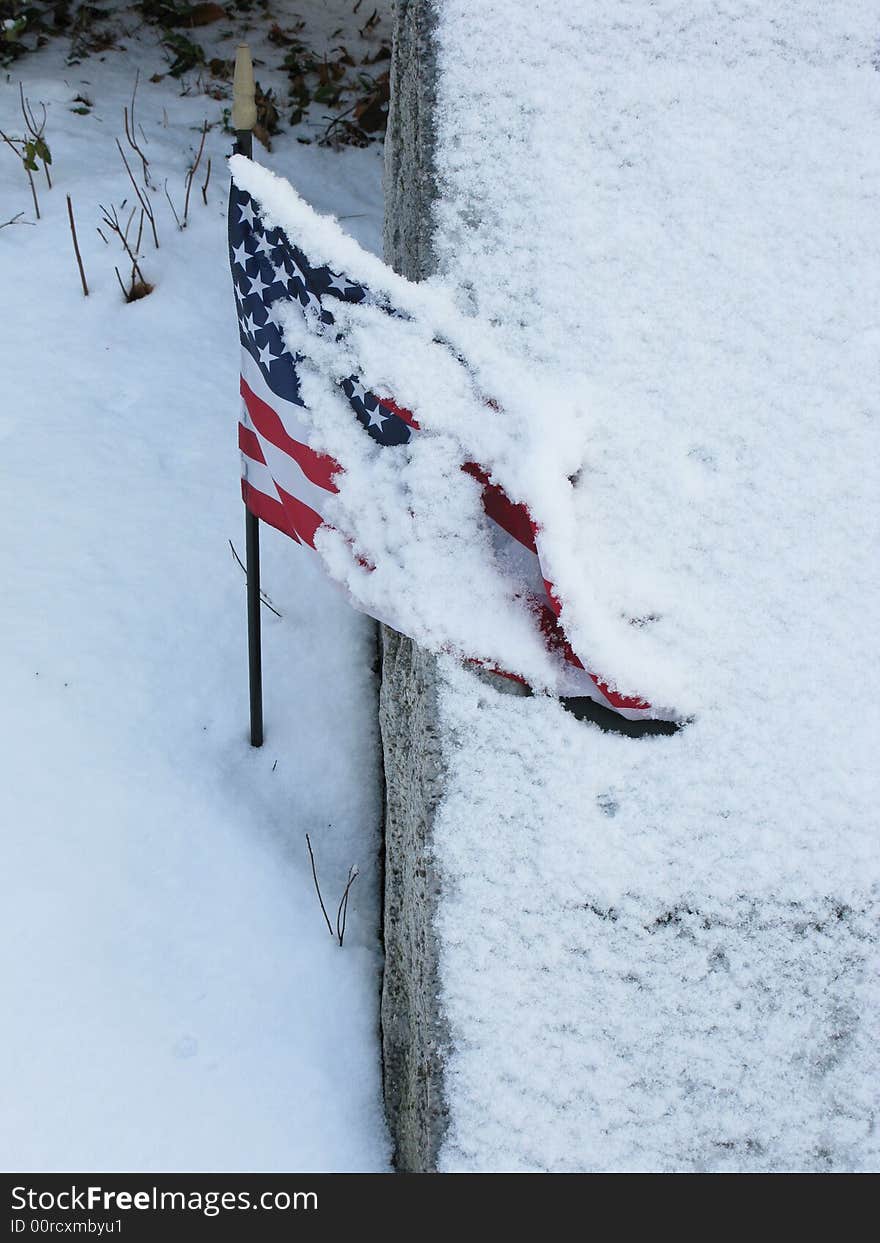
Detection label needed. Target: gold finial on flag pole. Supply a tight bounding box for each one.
[232,43,257,135]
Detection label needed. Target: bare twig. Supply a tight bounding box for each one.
[134,206,144,259]
[99,201,148,289]
[66,195,88,296]
[96,227,109,245]
[305,834,334,939]
[200,156,211,206]
[305,834,358,947]
[163,179,181,229]
[122,203,136,244]
[115,137,159,249]
[228,540,282,616]
[183,120,208,226]
[123,71,151,188]
[336,866,359,947]
[0,212,25,229]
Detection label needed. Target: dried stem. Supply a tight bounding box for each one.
[201,157,212,206]
[336,867,359,947]
[183,121,208,226]
[99,201,147,289]
[305,833,334,940]
[115,138,159,249]
[123,71,151,188]
[163,180,181,229]
[228,540,283,616]
[66,195,88,296]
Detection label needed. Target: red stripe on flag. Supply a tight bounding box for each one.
[242,479,301,543]
[462,461,539,554]
[239,422,265,463]
[276,483,324,549]
[543,579,563,617]
[536,602,651,710]
[240,377,341,493]
[587,674,649,711]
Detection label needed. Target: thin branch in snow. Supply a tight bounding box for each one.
[305,833,335,940]
[99,201,151,301]
[228,539,283,616]
[66,195,89,296]
[183,120,208,226]
[116,137,159,249]
[336,866,359,947]
[123,70,152,189]
[163,179,182,229]
[305,834,359,948]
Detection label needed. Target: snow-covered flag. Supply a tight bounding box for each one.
[229,179,666,725]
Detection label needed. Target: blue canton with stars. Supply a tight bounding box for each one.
[229,183,413,447]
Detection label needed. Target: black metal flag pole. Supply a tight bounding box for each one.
[233,44,263,747]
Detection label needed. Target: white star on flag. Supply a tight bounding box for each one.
[231,240,250,269]
[364,404,389,430]
[246,271,270,299]
[348,380,370,406]
[238,200,256,227]
[300,290,323,321]
[258,341,280,368]
[327,271,355,294]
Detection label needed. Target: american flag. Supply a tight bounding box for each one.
[229,179,662,723]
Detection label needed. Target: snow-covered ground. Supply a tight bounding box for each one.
[4,0,879,1176]
[0,8,390,1171]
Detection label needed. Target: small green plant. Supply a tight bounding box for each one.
[2,13,27,57]
[1,3,31,67]
[162,30,203,78]
[22,132,50,175]
[67,3,119,65]
[274,13,391,148]
[20,84,52,186]
[0,130,39,218]
[0,85,51,218]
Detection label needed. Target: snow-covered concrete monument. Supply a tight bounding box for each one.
[378,0,880,1172]
[378,0,448,1172]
